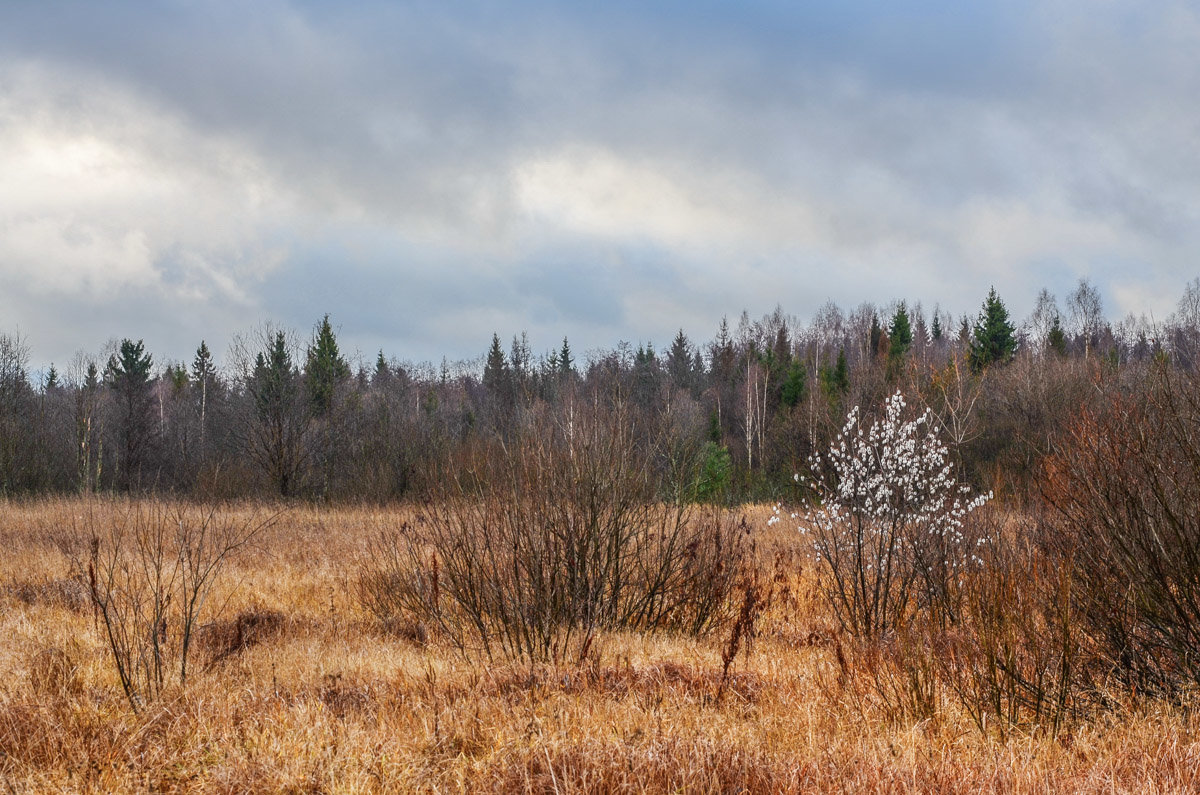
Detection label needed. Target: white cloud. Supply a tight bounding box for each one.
[0,64,288,303]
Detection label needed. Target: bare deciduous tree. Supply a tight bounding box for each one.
[1067,278,1104,359]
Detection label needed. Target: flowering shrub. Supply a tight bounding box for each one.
[785,391,991,637]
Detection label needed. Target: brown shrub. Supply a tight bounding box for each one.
[4,577,90,612]
[358,399,748,664]
[28,647,80,696]
[71,499,274,711]
[196,608,290,668]
[938,526,1083,737]
[1044,364,1200,697]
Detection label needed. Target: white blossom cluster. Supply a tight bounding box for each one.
[765,502,798,527]
[779,391,992,631]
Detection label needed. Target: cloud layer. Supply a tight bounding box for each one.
[2,1,1198,371]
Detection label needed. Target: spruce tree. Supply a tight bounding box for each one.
[633,342,661,409]
[482,333,515,428]
[869,313,884,358]
[707,410,722,444]
[781,359,807,407]
[373,350,390,386]
[251,331,305,496]
[483,333,509,393]
[968,287,1018,372]
[1047,315,1068,356]
[77,361,102,492]
[166,363,188,391]
[306,315,350,417]
[832,349,849,394]
[558,337,574,378]
[192,341,216,451]
[958,315,972,347]
[191,341,214,391]
[888,304,913,371]
[255,335,297,426]
[820,348,850,402]
[708,316,737,411]
[510,332,532,390]
[666,329,694,393]
[106,339,154,490]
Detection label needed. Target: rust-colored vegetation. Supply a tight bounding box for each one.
[2,490,1200,793]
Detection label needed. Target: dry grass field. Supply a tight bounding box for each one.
[2,497,1199,793]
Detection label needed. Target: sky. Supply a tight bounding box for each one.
[2,0,1199,375]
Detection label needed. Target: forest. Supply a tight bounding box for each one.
[0,278,1190,504]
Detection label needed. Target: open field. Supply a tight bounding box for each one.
[2,498,1199,793]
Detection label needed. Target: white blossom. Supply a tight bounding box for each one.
[797,391,992,635]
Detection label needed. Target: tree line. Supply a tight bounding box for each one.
[1,278,1197,502]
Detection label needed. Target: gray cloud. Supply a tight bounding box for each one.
[1,0,1198,370]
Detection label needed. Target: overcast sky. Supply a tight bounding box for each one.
[2,0,1199,374]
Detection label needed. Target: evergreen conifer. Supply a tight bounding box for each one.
[968,287,1018,371]
[888,304,913,372]
[306,315,349,417]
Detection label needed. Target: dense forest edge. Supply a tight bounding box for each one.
[1,277,1193,504]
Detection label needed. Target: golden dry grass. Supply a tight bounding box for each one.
[1,497,1198,793]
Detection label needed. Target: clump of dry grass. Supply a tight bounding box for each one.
[1,497,1199,792]
[3,577,90,612]
[194,607,291,669]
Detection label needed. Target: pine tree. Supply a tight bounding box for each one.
[931,312,943,341]
[968,287,1018,372]
[306,315,350,417]
[44,364,59,392]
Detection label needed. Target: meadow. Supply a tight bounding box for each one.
[2,497,1198,793]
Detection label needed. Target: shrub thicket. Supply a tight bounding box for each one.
[1044,364,1200,698]
[358,397,746,664]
